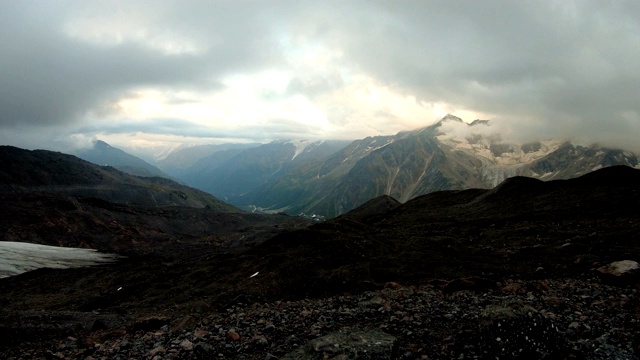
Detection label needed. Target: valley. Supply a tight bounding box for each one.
[0,144,638,358]
[148,116,639,219]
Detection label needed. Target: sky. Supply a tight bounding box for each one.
[1,0,639,160]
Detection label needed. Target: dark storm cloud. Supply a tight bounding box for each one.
[317,0,640,145]
[1,0,640,151]
[0,1,284,127]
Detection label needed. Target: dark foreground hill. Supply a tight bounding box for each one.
[0,166,639,358]
[0,145,235,211]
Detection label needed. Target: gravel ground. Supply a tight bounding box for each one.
[5,277,638,359]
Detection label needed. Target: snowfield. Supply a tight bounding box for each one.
[0,241,121,278]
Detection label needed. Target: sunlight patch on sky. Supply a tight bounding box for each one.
[59,28,494,157]
[96,66,491,152]
[2,1,640,156]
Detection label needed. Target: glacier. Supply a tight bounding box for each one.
[0,241,121,279]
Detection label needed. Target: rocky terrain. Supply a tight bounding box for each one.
[2,277,638,359]
[0,161,639,358]
[236,116,639,218]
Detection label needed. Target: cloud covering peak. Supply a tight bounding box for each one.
[1,0,639,156]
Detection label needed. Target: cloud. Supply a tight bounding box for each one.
[1,0,640,155]
[322,1,640,147]
[0,1,283,128]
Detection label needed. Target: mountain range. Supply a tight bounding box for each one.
[159,140,352,203]
[1,142,639,357]
[174,115,636,218]
[0,145,313,252]
[65,115,640,219]
[156,142,261,179]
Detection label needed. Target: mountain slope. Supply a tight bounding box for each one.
[157,143,261,178]
[0,146,237,211]
[246,165,640,298]
[3,165,638,310]
[1,166,639,358]
[75,140,170,178]
[176,140,351,201]
[436,121,639,185]
[240,116,639,217]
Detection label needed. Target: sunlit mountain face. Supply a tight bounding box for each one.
[162,116,637,218]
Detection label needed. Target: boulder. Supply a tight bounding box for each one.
[596,260,639,285]
[281,328,397,360]
[226,330,241,341]
[180,339,193,351]
[479,300,567,359]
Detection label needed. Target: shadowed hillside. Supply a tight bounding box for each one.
[2,165,638,307]
[0,146,236,211]
[0,165,638,358]
[74,140,170,178]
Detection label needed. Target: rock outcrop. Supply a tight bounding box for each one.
[282,328,397,360]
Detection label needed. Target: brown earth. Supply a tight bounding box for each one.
[0,166,639,358]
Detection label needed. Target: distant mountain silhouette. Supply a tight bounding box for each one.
[75,140,170,178]
[0,145,237,210]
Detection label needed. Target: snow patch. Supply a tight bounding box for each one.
[340,139,395,164]
[478,161,521,187]
[287,140,320,160]
[366,139,395,153]
[0,242,121,279]
[438,131,564,167]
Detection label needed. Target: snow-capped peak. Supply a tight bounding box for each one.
[441,114,464,123]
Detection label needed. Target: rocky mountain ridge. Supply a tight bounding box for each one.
[150,115,639,218]
[238,116,639,217]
